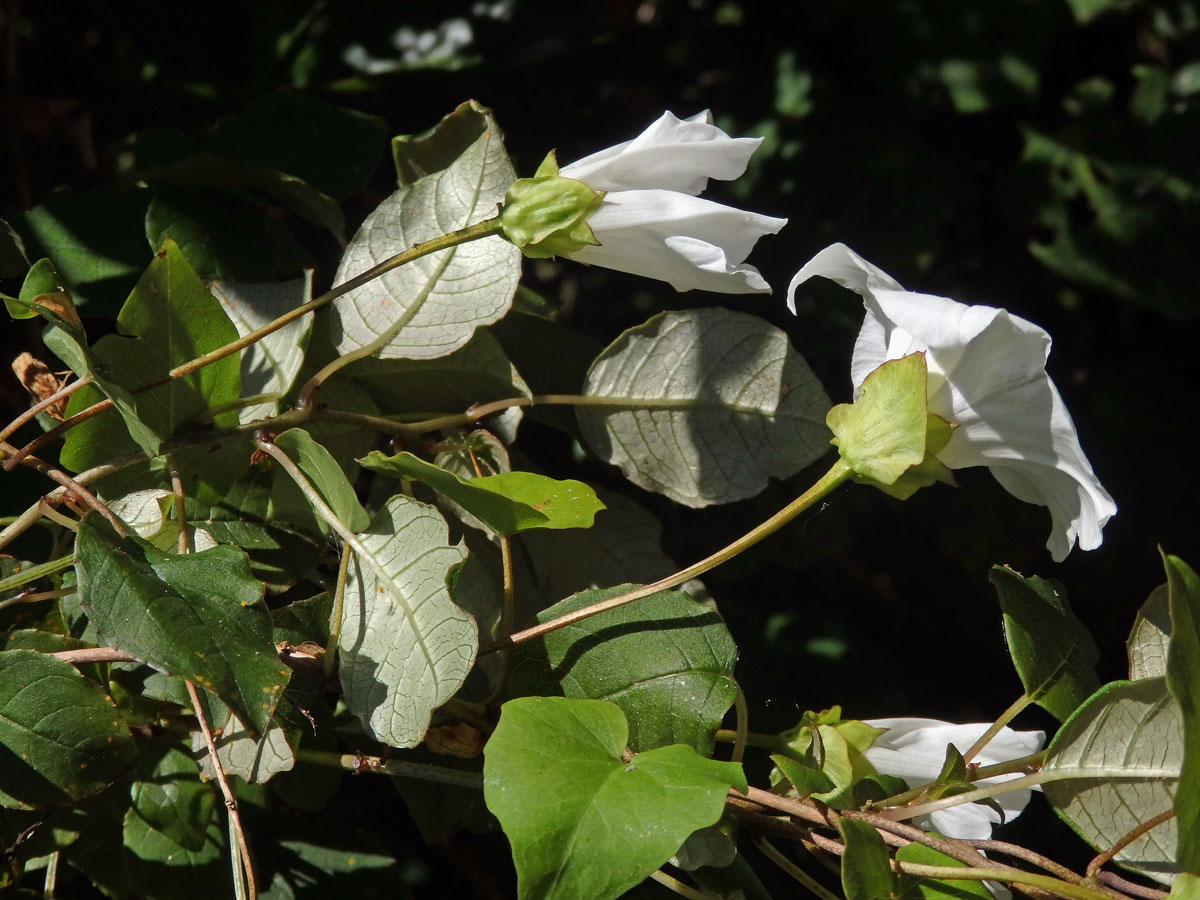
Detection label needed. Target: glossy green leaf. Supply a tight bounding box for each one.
[770,755,836,798]
[511,585,737,753]
[337,496,475,747]
[59,239,242,470]
[330,101,519,361]
[838,817,894,900]
[14,186,150,312]
[991,565,1101,721]
[1043,678,1180,884]
[360,451,603,534]
[895,842,992,900]
[274,428,370,534]
[0,650,136,809]
[827,352,928,486]
[1162,552,1200,874]
[579,307,831,507]
[483,697,746,900]
[74,516,291,738]
[209,275,312,425]
[1128,584,1171,680]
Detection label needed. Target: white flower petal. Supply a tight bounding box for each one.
[560,110,762,195]
[566,190,785,293]
[787,243,1117,560]
[862,717,1045,840]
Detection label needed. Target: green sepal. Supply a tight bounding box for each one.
[827,353,930,487]
[498,151,605,259]
[870,413,958,500]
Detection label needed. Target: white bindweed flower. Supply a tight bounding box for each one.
[787,243,1117,561]
[557,110,787,293]
[863,717,1045,840]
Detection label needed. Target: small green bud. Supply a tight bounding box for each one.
[498,151,606,259]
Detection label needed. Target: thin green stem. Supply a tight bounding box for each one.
[881,772,1051,822]
[399,394,600,435]
[962,695,1034,765]
[481,459,853,655]
[294,749,483,789]
[325,542,352,679]
[894,862,1114,900]
[731,688,749,764]
[648,869,718,900]
[0,587,74,611]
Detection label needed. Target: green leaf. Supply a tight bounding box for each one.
[511,585,738,754]
[74,516,291,738]
[361,451,603,534]
[1043,678,1181,884]
[121,745,225,896]
[59,239,242,470]
[483,697,746,900]
[0,216,28,278]
[827,353,928,486]
[1169,874,1200,900]
[1162,552,1200,875]
[273,428,370,534]
[579,307,831,507]
[186,463,323,589]
[331,101,519,361]
[770,755,837,798]
[838,817,894,900]
[991,566,1101,721]
[14,186,150,313]
[337,496,475,747]
[895,842,993,900]
[1128,584,1171,680]
[0,650,136,809]
[211,274,312,422]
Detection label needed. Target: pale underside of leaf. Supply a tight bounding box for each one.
[1044,679,1181,883]
[579,307,831,507]
[331,127,520,361]
[338,496,476,747]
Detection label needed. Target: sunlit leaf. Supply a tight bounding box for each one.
[1162,552,1200,875]
[74,516,291,738]
[1128,584,1171,681]
[579,307,831,507]
[330,101,519,360]
[895,842,992,900]
[337,496,475,747]
[483,697,746,900]
[1043,678,1180,884]
[273,428,370,534]
[511,585,738,753]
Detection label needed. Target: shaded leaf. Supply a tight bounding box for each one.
[770,755,836,798]
[991,566,1101,721]
[330,101,519,361]
[511,585,737,753]
[579,307,831,507]
[74,516,291,738]
[0,650,136,809]
[274,428,370,534]
[483,697,746,900]
[337,496,475,747]
[1043,678,1180,884]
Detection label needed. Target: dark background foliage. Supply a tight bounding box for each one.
[2,0,1198,895]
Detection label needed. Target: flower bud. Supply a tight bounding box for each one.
[498,151,606,259]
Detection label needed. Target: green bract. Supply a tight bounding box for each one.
[498,152,606,258]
